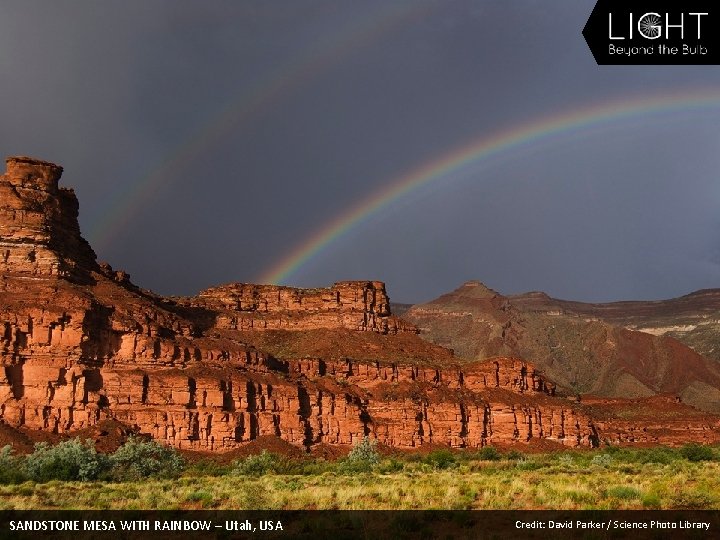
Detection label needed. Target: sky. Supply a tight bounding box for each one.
[1,0,720,304]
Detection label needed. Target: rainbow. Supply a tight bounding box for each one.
[259,88,720,285]
[88,1,437,250]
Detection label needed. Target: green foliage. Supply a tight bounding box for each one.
[340,436,380,473]
[670,491,715,509]
[185,458,231,477]
[641,493,662,509]
[296,458,335,476]
[0,445,27,484]
[633,446,678,464]
[110,437,184,480]
[590,453,613,468]
[241,482,269,508]
[679,443,715,462]
[606,485,641,500]
[477,446,501,461]
[422,449,457,470]
[24,439,109,482]
[232,450,279,476]
[515,459,542,471]
[505,450,525,461]
[185,490,215,508]
[377,458,404,474]
[567,490,595,505]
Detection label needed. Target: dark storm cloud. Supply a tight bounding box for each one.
[1,1,719,303]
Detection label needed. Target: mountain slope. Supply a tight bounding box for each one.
[510,288,720,361]
[405,281,720,412]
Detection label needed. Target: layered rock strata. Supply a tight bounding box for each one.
[0,156,96,279]
[0,156,716,452]
[191,281,416,334]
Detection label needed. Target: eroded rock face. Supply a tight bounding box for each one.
[0,156,716,452]
[191,281,416,334]
[0,156,96,279]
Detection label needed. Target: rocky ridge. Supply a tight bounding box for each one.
[509,288,720,362]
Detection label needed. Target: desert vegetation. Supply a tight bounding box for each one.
[0,438,718,510]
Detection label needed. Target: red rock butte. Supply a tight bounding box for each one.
[0,155,717,453]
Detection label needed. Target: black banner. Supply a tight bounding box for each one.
[0,511,718,539]
[583,1,720,64]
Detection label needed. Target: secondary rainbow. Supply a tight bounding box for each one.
[259,88,720,285]
[88,1,437,250]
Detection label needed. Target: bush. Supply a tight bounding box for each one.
[641,493,662,509]
[185,490,215,508]
[24,439,109,482]
[590,454,613,468]
[423,449,457,470]
[634,447,678,464]
[340,436,380,473]
[111,437,184,480]
[377,458,404,474]
[670,491,715,509]
[477,446,501,461]
[232,451,280,476]
[505,450,525,461]
[185,458,230,477]
[679,443,715,462]
[0,445,27,484]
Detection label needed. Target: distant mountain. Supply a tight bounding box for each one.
[509,288,720,362]
[404,281,720,413]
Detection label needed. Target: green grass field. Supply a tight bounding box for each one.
[0,441,719,510]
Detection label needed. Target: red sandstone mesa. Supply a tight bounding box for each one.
[0,156,717,453]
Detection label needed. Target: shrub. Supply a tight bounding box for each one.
[635,446,678,464]
[340,436,380,473]
[670,491,715,509]
[377,458,404,474]
[477,446,501,461]
[0,445,27,484]
[24,439,109,482]
[111,437,184,480]
[232,450,279,476]
[641,493,662,509]
[679,443,715,462]
[295,458,334,476]
[185,490,215,508]
[505,450,525,461]
[590,453,613,468]
[515,459,542,471]
[423,449,456,470]
[185,458,230,477]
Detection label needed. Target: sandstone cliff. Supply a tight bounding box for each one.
[189,281,415,334]
[0,156,717,453]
